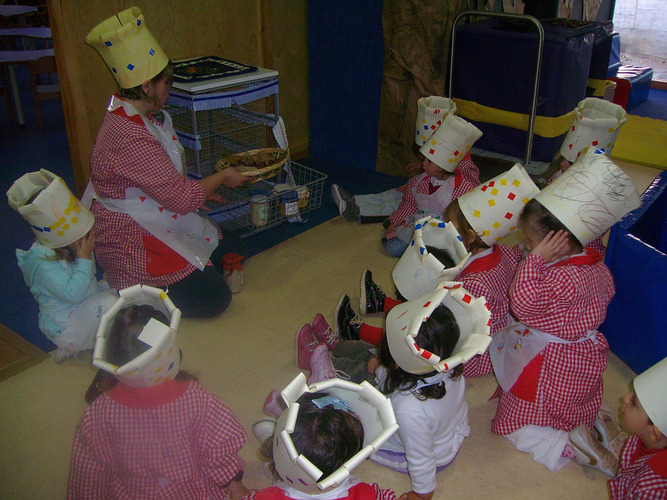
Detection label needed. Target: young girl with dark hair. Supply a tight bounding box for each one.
[68,287,250,499]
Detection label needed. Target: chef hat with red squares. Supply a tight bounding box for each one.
[385,281,491,375]
[559,98,627,163]
[419,114,483,172]
[93,285,182,388]
[458,163,540,245]
[414,96,457,146]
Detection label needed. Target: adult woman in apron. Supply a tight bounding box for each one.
[85,8,251,317]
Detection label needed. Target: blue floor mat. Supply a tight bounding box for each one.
[628,87,667,120]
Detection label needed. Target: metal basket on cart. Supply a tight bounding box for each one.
[206,161,327,233]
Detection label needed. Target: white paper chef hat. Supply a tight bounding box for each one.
[419,114,483,172]
[85,7,169,89]
[92,284,182,389]
[7,169,94,249]
[272,373,398,495]
[535,149,641,247]
[392,216,471,301]
[459,163,540,245]
[559,98,627,163]
[385,281,491,375]
[634,357,667,435]
[415,96,457,146]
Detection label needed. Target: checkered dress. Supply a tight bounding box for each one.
[90,106,209,290]
[67,380,246,500]
[460,244,523,378]
[386,155,480,238]
[609,436,667,499]
[491,252,615,435]
[248,482,398,500]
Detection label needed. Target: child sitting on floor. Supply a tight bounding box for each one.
[489,151,641,475]
[334,112,482,257]
[67,285,250,499]
[7,169,117,361]
[250,372,399,500]
[298,283,491,500]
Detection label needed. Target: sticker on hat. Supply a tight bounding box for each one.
[458,163,540,245]
[420,114,482,172]
[559,98,627,163]
[634,357,667,436]
[86,7,169,89]
[272,373,398,495]
[415,96,457,146]
[393,216,471,301]
[7,169,94,249]
[535,149,641,247]
[92,284,182,389]
[385,281,491,375]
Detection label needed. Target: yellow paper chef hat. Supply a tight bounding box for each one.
[559,98,627,163]
[92,285,182,389]
[535,150,641,247]
[7,169,94,249]
[85,7,169,89]
[385,281,491,375]
[415,96,457,146]
[634,357,667,435]
[272,373,398,495]
[459,163,540,245]
[419,114,482,172]
[392,216,471,301]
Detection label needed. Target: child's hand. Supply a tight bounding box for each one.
[531,229,571,263]
[399,490,434,500]
[385,222,395,236]
[228,479,252,500]
[75,232,95,260]
[367,356,381,374]
[405,161,423,176]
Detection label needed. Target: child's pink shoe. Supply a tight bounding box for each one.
[311,313,339,350]
[307,344,338,385]
[295,323,320,370]
[263,390,286,418]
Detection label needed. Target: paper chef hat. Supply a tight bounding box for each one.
[92,285,182,389]
[272,373,398,495]
[85,7,169,89]
[420,114,483,172]
[392,216,471,301]
[7,169,94,249]
[559,98,627,163]
[634,357,667,435]
[459,163,540,245]
[385,281,491,375]
[415,96,457,146]
[535,149,641,247]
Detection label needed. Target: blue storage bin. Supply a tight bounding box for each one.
[607,32,621,78]
[601,171,667,373]
[452,18,597,162]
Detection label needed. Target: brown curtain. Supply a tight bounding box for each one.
[376,0,482,177]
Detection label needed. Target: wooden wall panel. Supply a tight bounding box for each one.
[48,0,309,194]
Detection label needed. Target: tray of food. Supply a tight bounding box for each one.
[214,148,289,182]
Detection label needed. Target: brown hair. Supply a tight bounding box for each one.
[118,61,174,106]
[519,198,584,252]
[445,199,490,254]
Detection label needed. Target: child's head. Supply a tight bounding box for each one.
[621,357,667,449]
[422,157,452,181]
[106,304,169,367]
[7,169,94,250]
[379,303,462,399]
[519,198,583,253]
[425,245,456,269]
[418,114,482,176]
[445,199,489,254]
[289,393,365,477]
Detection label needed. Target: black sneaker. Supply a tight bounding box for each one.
[360,269,386,315]
[334,293,362,340]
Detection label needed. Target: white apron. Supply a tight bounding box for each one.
[82,96,218,271]
[489,321,598,394]
[395,172,455,243]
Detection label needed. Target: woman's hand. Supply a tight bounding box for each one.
[220,167,254,188]
[74,232,95,260]
[399,490,434,500]
[367,356,381,375]
[531,230,571,263]
[199,168,253,197]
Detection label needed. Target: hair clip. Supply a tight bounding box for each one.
[312,395,351,412]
